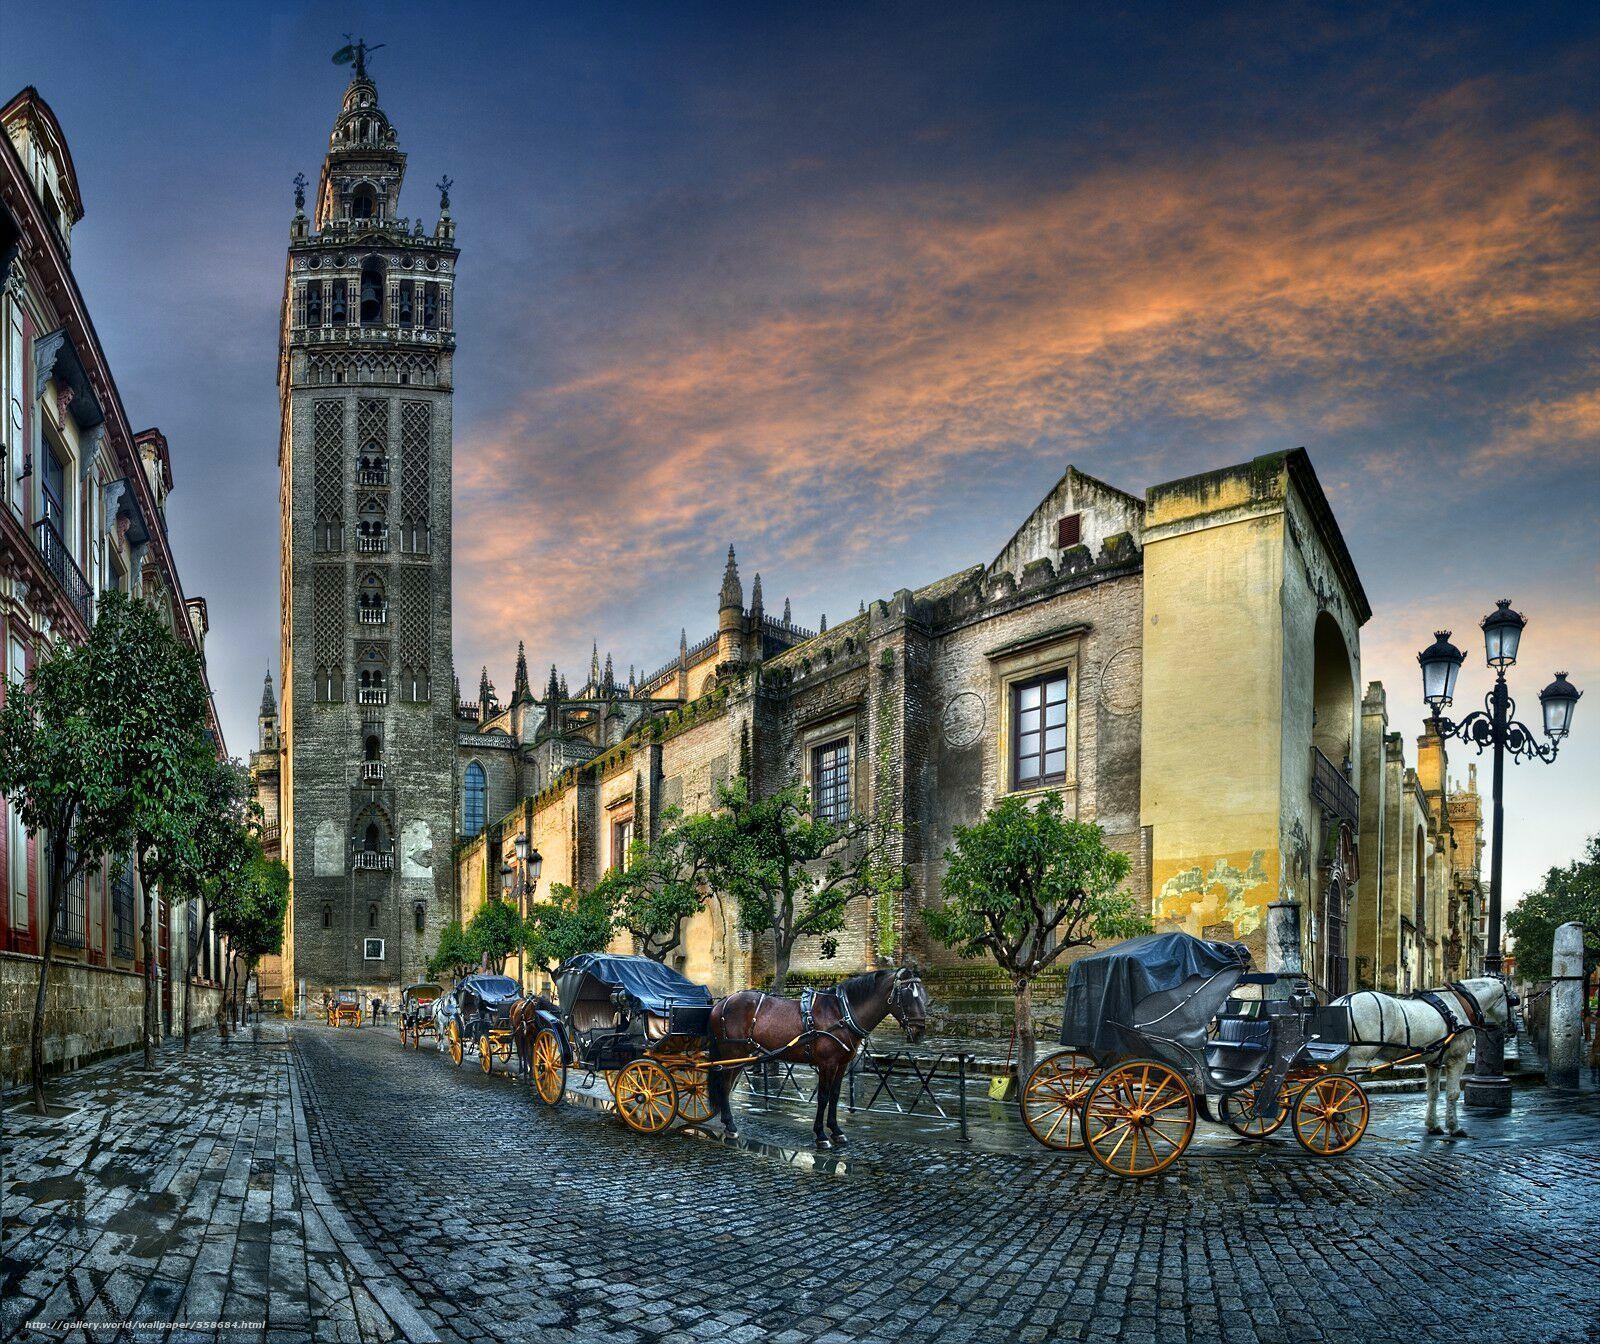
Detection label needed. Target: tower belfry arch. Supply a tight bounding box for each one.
[277,48,458,1002]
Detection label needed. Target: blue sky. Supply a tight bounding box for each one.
[4,1,1596,901]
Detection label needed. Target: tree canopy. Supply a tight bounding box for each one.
[522,883,614,974]
[427,921,478,980]
[606,808,711,961]
[1508,833,1599,980]
[465,896,524,974]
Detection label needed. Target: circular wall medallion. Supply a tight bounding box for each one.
[1097,646,1141,716]
[942,691,986,749]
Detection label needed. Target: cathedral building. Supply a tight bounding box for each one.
[258,55,458,1011]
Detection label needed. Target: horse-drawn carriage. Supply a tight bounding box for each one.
[522,953,719,1133]
[398,982,442,1050]
[1020,932,1368,1177]
[328,988,363,1028]
[445,973,523,1072]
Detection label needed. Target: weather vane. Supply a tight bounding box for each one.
[292,172,307,213]
[436,176,453,212]
[332,35,385,80]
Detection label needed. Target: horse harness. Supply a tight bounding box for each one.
[799,987,870,1054]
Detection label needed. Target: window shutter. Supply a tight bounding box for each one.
[1056,513,1081,548]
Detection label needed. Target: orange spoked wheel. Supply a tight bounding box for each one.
[448,1018,463,1066]
[480,1032,496,1074]
[531,1029,566,1106]
[614,1058,678,1135]
[1291,1075,1369,1156]
[1082,1059,1196,1178]
[671,1064,716,1125]
[1019,1051,1097,1150]
[1223,1073,1290,1140]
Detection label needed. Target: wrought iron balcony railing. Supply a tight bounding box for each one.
[1310,746,1359,829]
[354,850,395,871]
[33,518,93,626]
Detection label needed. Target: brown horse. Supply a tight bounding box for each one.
[509,993,560,1080]
[707,965,928,1148]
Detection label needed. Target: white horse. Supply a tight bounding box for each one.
[1334,977,1514,1136]
[431,992,459,1054]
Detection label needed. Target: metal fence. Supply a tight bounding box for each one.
[738,1047,979,1139]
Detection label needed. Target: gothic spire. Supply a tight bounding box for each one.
[750,572,764,619]
[478,665,494,707]
[603,653,615,693]
[259,670,277,718]
[680,628,689,657]
[783,597,792,624]
[719,545,743,610]
[589,640,600,687]
[513,641,531,702]
[546,663,561,705]
[820,613,828,633]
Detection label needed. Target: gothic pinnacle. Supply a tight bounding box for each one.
[783,597,792,624]
[750,572,764,617]
[720,545,743,610]
[260,670,277,717]
[513,640,531,700]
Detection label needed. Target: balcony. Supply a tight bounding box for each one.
[360,760,385,783]
[358,687,388,706]
[33,518,93,626]
[354,849,395,871]
[358,466,390,487]
[1310,746,1359,829]
[358,603,389,625]
[357,530,389,554]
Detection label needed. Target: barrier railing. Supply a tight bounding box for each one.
[739,1048,977,1139]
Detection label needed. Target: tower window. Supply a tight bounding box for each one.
[397,279,414,326]
[322,904,332,929]
[330,280,348,325]
[414,902,426,935]
[462,762,487,839]
[359,257,386,326]
[421,282,439,329]
[368,903,378,929]
[305,282,324,327]
[1056,513,1082,548]
[351,184,376,219]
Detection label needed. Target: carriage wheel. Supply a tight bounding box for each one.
[480,1033,496,1074]
[671,1065,716,1126]
[1291,1076,1369,1156]
[448,1019,463,1066]
[1019,1051,1096,1150]
[1223,1074,1290,1140]
[614,1059,678,1135]
[1083,1059,1195,1178]
[531,1029,567,1106]
[402,1023,414,1050]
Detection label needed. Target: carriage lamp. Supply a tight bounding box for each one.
[1415,598,1581,1116]
[1418,631,1465,712]
[1480,598,1526,668]
[528,847,543,884]
[500,862,514,896]
[1539,672,1581,739]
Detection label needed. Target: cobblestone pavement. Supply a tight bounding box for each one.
[2,1028,429,1343]
[294,1023,1600,1344]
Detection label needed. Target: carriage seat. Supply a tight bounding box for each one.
[1205,1016,1271,1082]
[569,1001,623,1034]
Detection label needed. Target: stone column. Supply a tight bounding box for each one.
[1266,899,1303,999]
[1547,920,1584,1091]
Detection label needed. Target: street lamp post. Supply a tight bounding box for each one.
[502,835,543,992]
[1417,600,1581,1113]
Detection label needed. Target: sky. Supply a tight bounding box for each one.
[4,1,1596,906]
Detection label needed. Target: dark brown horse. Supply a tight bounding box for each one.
[707,965,928,1148]
[509,993,560,1080]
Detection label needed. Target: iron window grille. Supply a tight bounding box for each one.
[812,739,852,823]
[112,864,136,958]
[1012,672,1070,789]
[53,849,86,949]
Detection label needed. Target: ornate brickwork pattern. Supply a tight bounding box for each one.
[306,351,441,387]
[396,566,430,691]
[400,401,431,535]
[313,565,345,667]
[358,398,388,455]
[313,401,344,524]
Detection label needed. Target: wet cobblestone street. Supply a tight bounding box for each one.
[5,1023,1598,1343]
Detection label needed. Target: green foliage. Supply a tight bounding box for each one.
[694,778,901,991]
[466,896,525,974]
[212,841,289,965]
[924,792,1145,981]
[1508,833,1600,979]
[607,808,712,961]
[427,921,477,979]
[522,883,614,973]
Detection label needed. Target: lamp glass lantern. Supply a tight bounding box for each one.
[1539,672,1581,739]
[1418,631,1465,713]
[1481,599,1526,669]
[513,833,529,864]
[499,862,513,896]
[528,848,543,884]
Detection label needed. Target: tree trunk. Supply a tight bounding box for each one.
[771,934,792,996]
[29,838,69,1115]
[183,907,208,1052]
[217,953,231,1044]
[140,858,158,1069]
[1014,978,1037,1081]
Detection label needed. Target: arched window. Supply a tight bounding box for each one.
[350,184,376,219]
[359,256,386,325]
[368,903,379,929]
[358,441,388,484]
[358,572,386,622]
[364,821,381,853]
[322,904,332,929]
[364,733,381,761]
[463,762,487,839]
[414,902,426,934]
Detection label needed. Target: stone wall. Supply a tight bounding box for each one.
[0,954,222,1086]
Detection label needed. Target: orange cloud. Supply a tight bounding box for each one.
[454,88,1598,685]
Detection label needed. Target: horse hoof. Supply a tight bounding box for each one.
[1449,1129,1469,1139]
[814,1136,832,1151]
[1427,1125,1445,1136]
[829,1131,848,1147]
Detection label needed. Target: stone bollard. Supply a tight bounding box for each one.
[1547,920,1584,1091]
[1266,899,1303,999]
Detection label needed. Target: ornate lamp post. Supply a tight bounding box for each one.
[501,836,543,990]
[1417,600,1581,1113]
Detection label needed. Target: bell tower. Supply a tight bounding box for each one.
[277,49,458,1008]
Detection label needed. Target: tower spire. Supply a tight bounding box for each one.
[260,670,278,718]
[719,545,743,611]
[513,640,531,702]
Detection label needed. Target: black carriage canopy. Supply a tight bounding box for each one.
[459,974,521,1004]
[1059,932,1252,1060]
[401,982,441,1001]
[556,953,713,1015]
